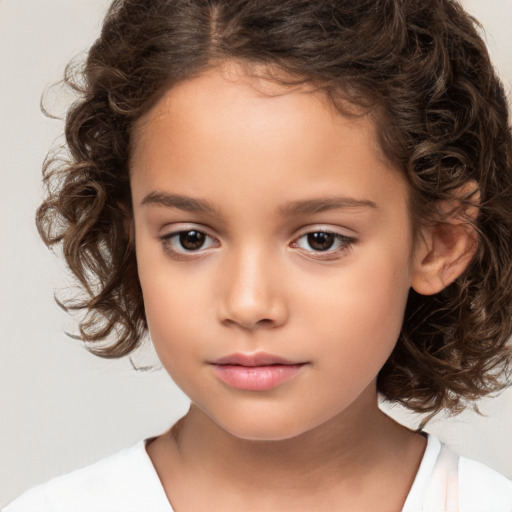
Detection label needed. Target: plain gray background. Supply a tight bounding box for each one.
[1,0,511,507]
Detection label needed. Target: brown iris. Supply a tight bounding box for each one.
[307,232,335,251]
[179,230,206,250]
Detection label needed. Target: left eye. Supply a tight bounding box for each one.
[293,231,352,252]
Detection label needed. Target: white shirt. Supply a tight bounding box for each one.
[4,435,512,511]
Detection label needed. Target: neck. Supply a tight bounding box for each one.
[171,388,407,493]
[147,386,426,511]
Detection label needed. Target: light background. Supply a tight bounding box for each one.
[0,0,511,507]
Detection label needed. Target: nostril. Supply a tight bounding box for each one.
[254,318,274,328]
[222,317,275,330]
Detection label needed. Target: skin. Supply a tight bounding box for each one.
[130,63,475,511]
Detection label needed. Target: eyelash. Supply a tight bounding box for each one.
[290,231,354,260]
[160,228,219,260]
[159,228,355,261]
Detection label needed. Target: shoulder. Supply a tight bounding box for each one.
[2,441,172,512]
[404,435,512,512]
[457,453,512,512]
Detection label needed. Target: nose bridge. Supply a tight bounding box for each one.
[218,242,287,329]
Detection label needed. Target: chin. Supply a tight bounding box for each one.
[211,411,321,442]
[224,425,307,442]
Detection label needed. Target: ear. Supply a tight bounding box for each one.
[411,182,479,296]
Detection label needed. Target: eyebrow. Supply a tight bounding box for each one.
[141,192,377,217]
[278,196,377,216]
[141,192,221,216]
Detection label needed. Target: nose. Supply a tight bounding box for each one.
[217,247,288,330]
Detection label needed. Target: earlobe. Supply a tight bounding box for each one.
[411,183,479,296]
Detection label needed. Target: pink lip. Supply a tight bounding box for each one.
[210,352,306,391]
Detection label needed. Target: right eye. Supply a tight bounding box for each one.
[160,229,219,255]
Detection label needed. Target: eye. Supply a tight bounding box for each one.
[291,230,354,258]
[160,229,219,255]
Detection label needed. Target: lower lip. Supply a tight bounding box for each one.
[212,364,305,391]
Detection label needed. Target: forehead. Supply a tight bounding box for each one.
[130,63,407,219]
[132,62,385,164]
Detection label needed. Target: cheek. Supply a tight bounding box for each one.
[135,237,206,358]
[141,285,203,400]
[139,273,222,404]
[140,271,208,348]
[301,248,412,373]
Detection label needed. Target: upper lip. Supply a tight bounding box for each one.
[210,352,303,367]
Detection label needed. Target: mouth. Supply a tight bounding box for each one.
[210,352,307,391]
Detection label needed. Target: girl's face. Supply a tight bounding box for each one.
[131,64,415,441]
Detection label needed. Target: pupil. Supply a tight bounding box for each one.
[308,232,335,251]
[179,231,205,250]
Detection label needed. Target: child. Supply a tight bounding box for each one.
[4,0,512,510]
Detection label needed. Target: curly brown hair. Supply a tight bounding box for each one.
[37,0,512,416]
